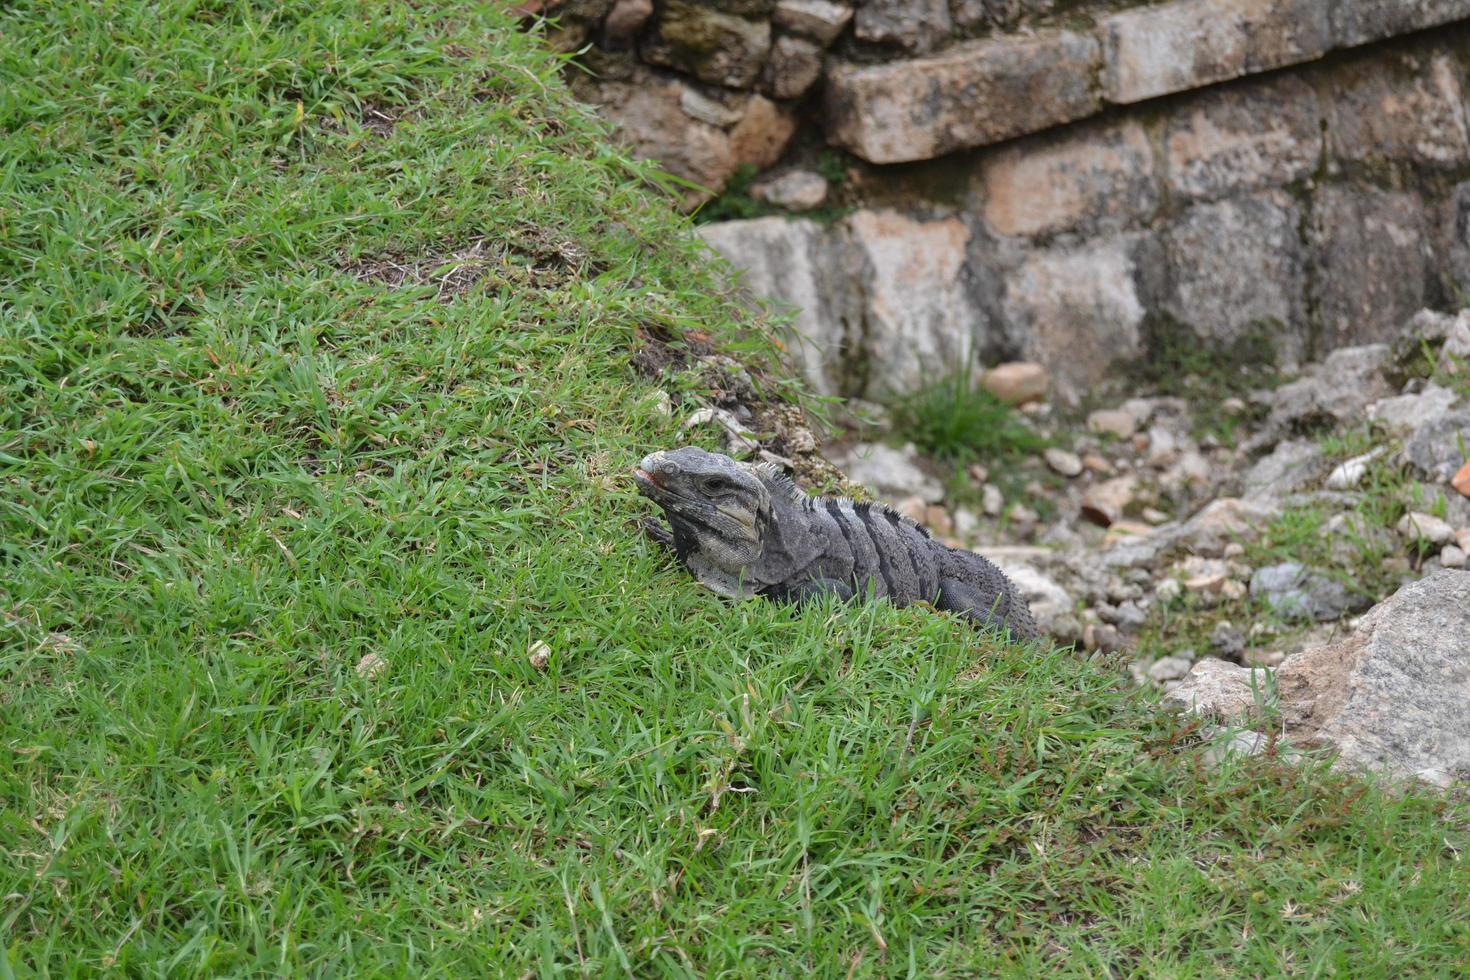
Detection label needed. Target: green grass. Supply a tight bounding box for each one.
[892,370,1049,466]
[3,2,1470,974]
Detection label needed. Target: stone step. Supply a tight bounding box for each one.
[824,0,1470,164]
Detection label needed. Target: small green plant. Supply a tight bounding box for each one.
[692,163,772,224]
[891,369,1048,464]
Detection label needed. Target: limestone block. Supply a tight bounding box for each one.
[853,0,951,53]
[699,217,848,395]
[824,30,1101,164]
[1330,0,1470,47]
[1275,570,1470,782]
[1309,185,1430,349]
[764,34,824,99]
[840,209,987,396]
[641,0,772,88]
[1162,191,1306,359]
[1323,48,1470,168]
[952,0,1058,32]
[1444,181,1470,298]
[1001,235,1151,403]
[587,68,738,206]
[1101,0,1330,105]
[980,119,1158,237]
[772,0,852,45]
[1164,74,1321,201]
[728,95,797,170]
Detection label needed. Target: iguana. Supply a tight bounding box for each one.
[634,447,1040,642]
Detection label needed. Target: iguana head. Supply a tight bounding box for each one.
[634,447,770,570]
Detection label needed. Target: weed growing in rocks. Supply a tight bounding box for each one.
[893,369,1049,465]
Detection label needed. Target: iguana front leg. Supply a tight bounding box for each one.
[639,517,675,550]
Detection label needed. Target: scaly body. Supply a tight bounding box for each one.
[634,447,1039,642]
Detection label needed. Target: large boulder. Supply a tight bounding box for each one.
[1275,570,1470,784]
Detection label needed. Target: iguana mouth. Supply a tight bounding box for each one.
[634,467,666,490]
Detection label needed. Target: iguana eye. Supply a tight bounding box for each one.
[704,476,730,493]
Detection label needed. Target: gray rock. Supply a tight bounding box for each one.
[1275,569,1470,783]
[1043,447,1084,477]
[699,217,848,395]
[1368,382,1461,435]
[824,30,1101,164]
[1259,344,1393,438]
[750,169,829,210]
[839,442,943,502]
[1211,621,1246,660]
[852,0,950,53]
[841,209,989,397]
[1330,0,1470,46]
[980,117,1158,238]
[641,1,772,89]
[1100,0,1329,105]
[1441,544,1468,569]
[1162,191,1307,360]
[1241,438,1324,500]
[1402,408,1470,482]
[1397,511,1458,548]
[1250,561,1361,622]
[1323,46,1470,168]
[1325,447,1386,490]
[1309,184,1429,350]
[1002,234,1150,404]
[1163,73,1321,202]
[1148,655,1195,682]
[989,560,1076,639]
[763,34,825,99]
[772,0,852,45]
[1163,658,1272,721]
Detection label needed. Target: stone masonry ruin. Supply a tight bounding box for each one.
[533,0,1470,404]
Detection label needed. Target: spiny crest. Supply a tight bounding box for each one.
[750,461,933,538]
[750,461,813,508]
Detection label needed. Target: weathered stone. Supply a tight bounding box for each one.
[1442,544,1468,569]
[1087,407,1137,439]
[1368,382,1461,435]
[839,442,944,502]
[1002,235,1150,403]
[824,31,1101,164]
[750,169,828,210]
[677,87,744,127]
[952,0,1057,32]
[1398,511,1458,548]
[1241,439,1323,500]
[1164,658,1270,721]
[1100,0,1330,105]
[1250,561,1361,622]
[728,95,797,171]
[1323,48,1470,168]
[1162,191,1306,356]
[641,1,772,88]
[1275,570,1470,783]
[980,119,1157,238]
[1330,0,1470,47]
[1310,185,1429,350]
[841,209,984,397]
[772,0,852,45]
[587,69,738,206]
[699,217,847,394]
[989,560,1075,637]
[1174,496,1278,555]
[1148,655,1195,682]
[853,0,951,53]
[1260,343,1393,437]
[1325,447,1386,491]
[764,34,824,99]
[1043,447,1084,477]
[1402,408,1470,482]
[981,361,1047,405]
[1081,475,1138,527]
[981,483,1004,516]
[603,0,653,42]
[1164,73,1321,201]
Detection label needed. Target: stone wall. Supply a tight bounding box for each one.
[531,1,1470,402]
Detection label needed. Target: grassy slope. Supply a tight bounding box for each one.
[2,2,1467,974]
